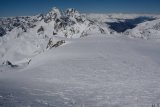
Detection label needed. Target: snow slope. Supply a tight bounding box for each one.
[0,35,160,107]
[125,19,160,39]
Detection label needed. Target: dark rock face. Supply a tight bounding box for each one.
[99,28,105,34]
[107,17,155,33]
[37,26,44,33]
[21,25,27,32]
[153,22,160,30]
[4,61,18,67]
[0,27,6,37]
[46,39,65,49]
[52,40,65,48]
[13,22,21,27]
[53,31,57,35]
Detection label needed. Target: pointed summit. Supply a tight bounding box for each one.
[66,8,80,18]
[50,7,62,18]
[44,7,62,23]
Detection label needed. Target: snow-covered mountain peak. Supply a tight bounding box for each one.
[66,8,81,18]
[44,7,62,22]
[50,7,62,17]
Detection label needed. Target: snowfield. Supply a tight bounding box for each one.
[1,35,160,107]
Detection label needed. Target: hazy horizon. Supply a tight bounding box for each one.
[0,0,160,17]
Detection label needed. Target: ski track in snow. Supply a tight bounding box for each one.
[0,36,160,107]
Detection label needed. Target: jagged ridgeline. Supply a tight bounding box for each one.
[0,7,109,38]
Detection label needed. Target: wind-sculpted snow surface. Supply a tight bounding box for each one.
[0,36,160,107]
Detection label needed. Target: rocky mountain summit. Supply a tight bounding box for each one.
[0,7,109,38]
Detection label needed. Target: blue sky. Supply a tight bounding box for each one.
[0,0,160,17]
